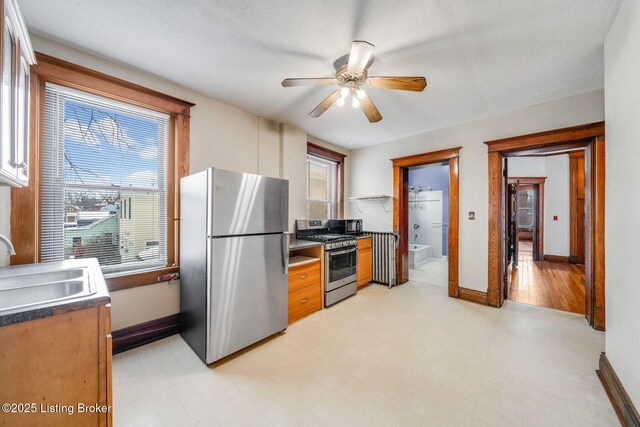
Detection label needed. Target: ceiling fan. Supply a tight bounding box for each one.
[281,41,427,123]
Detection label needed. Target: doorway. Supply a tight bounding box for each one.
[485,122,605,330]
[407,162,450,287]
[391,147,460,299]
[505,157,586,315]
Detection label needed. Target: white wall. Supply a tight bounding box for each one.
[350,90,604,292]
[543,155,570,256]
[508,156,570,257]
[0,34,351,329]
[604,0,640,406]
[508,157,546,177]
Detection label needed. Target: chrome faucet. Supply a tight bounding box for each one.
[0,234,16,256]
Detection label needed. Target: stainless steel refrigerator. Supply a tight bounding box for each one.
[180,167,289,364]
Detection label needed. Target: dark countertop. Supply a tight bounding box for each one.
[0,258,111,327]
[289,239,323,250]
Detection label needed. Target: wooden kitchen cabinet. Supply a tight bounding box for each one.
[288,257,322,324]
[357,237,373,287]
[0,0,35,187]
[0,304,113,426]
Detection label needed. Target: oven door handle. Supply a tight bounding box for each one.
[328,247,357,256]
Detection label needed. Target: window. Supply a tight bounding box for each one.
[41,84,169,275]
[306,143,346,219]
[11,53,193,291]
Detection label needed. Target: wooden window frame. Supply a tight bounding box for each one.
[391,147,461,300]
[306,142,346,219]
[10,52,194,292]
[484,122,605,331]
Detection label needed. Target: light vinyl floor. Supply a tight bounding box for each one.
[113,283,615,426]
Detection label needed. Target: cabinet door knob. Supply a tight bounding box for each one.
[299,274,308,280]
[299,298,309,304]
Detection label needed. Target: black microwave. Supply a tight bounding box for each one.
[344,219,363,234]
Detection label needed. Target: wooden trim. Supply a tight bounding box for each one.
[486,123,605,330]
[448,156,460,298]
[393,166,409,283]
[307,142,346,162]
[485,122,604,153]
[106,266,179,292]
[505,141,591,157]
[543,254,570,263]
[458,287,488,305]
[487,151,503,307]
[11,54,192,292]
[597,353,640,427]
[592,136,606,331]
[391,146,461,168]
[307,142,346,218]
[569,151,585,264]
[392,147,460,297]
[507,177,546,184]
[111,313,179,354]
[10,74,42,265]
[32,52,194,114]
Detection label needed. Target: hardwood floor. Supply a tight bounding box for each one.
[508,241,585,314]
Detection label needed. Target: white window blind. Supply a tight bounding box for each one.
[41,83,169,275]
[306,154,338,219]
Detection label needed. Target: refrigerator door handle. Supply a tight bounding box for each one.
[281,234,290,275]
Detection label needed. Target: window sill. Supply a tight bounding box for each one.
[106,266,179,292]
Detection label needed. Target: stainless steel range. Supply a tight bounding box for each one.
[295,220,358,307]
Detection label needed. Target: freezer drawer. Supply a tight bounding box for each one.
[206,233,288,363]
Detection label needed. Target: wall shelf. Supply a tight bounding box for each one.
[349,195,392,213]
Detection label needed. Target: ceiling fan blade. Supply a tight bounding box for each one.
[367,76,427,92]
[309,90,342,118]
[281,78,335,87]
[359,93,382,123]
[347,41,375,74]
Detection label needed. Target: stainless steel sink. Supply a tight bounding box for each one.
[0,260,99,313]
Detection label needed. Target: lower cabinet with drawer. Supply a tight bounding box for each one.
[357,237,373,287]
[288,257,322,324]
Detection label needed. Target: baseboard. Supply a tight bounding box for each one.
[543,254,570,263]
[597,353,640,427]
[112,313,179,354]
[458,287,488,305]
[569,255,578,264]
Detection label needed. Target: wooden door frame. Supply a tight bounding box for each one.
[569,151,586,264]
[507,177,545,261]
[485,122,605,330]
[391,147,460,298]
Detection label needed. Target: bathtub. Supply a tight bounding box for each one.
[409,244,432,269]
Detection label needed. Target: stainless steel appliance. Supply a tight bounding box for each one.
[180,168,289,364]
[295,219,358,306]
[343,219,363,235]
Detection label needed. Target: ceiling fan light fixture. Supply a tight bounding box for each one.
[336,96,345,107]
[356,89,366,100]
[351,97,360,108]
[340,87,349,97]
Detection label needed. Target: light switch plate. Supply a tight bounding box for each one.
[469,212,475,220]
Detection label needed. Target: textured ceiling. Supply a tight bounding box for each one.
[18,0,621,148]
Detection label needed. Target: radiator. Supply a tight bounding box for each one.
[367,232,398,287]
